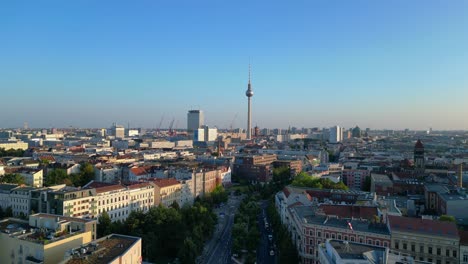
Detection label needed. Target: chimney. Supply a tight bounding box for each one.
[459,163,463,188]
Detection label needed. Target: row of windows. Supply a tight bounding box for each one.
[394,241,457,257]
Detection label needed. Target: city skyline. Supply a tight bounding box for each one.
[1,1,468,130]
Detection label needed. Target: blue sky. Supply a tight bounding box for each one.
[1,1,467,130]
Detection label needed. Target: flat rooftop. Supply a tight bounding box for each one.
[64,234,140,264]
[329,239,384,260]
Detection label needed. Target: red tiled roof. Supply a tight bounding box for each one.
[319,204,378,220]
[149,178,180,188]
[130,167,151,176]
[39,155,56,162]
[388,215,458,238]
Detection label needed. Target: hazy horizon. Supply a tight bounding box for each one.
[1,1,467,130]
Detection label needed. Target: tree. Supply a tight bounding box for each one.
[5,206,13,217]
[178,237,198,264]
[1,173,26,185]
[0,148,25,157]
[439,215,456,223]
[45,169,69,186]
[273,166,291,184]
[291,172,348,190]
[97,211,112,238]
[75,163,95,187]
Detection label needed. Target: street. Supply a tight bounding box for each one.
[257,200,276,264]
[198,194,242,264]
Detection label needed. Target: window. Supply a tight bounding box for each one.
[395,242,399,249]
[325,233,329,239]
[411,244,415,252]
[453,251,457,258]
[428,259,432,263]
[344,236,348,241]
[436,260,441,264]
[463,254,468,262]
[420,245,424,253]
[350,237,355,242]
[383,242,388,247]
[338,234,342,240]
[375,240,380,246]
[429,247,432,254]
[437,248,441,255]
[331,234,335,239]
[403,243,407,250]
[446,249,450,257]
[317,231,321,237]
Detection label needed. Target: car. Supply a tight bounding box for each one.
[270,250,275,256]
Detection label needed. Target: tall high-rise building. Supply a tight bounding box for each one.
[414,139,425,174]
[329,126,343,143]
[245,65,254,140]
[112,124,125,139]
[187,110,204,132]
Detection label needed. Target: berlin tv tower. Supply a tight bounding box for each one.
[245,65,254,140]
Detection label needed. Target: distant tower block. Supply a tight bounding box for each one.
[245,65,254,140]
[23,122,28,130]
[414,139,425,175]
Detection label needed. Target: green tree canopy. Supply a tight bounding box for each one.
[291,172,348,190]
[45,169,70,186]
[439,215,456,223]
[97,211,112,238]
[0,148,25,157]
[1,173,26,185]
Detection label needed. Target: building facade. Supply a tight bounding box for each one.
[388,215,459,264]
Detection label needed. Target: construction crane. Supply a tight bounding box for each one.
[171,120,179,136]
[230,113,238,133]
[168,118,175,135]
[157,115,165,135]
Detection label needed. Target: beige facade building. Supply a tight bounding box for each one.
[0,140,29,150]
[388,215,459,264]
[19,168,44,187]
[150,178,182,207]
[0,214,96,264]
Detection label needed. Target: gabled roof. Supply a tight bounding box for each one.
[319,204,378,220]
[149,178,180,188]
[388,215,458,238]
[130,166,151,176]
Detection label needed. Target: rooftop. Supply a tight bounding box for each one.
[388,215,459,239]
[294,206,390,235]
[64,234,141,264]
[149,178,180,188]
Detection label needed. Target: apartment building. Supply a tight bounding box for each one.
[150,178,182,207]
[10,186,34,217]
[61,234,142,264]
[289,205,391,264]
[0,214,96,264]
[388,215,459,264]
